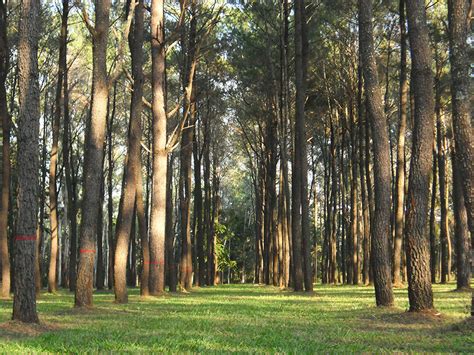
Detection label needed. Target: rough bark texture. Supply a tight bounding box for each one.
[113,0,143,304]
[359,0,394,307]
[453,151,471,290]
[75,0,111,308]
[13,0,40,323]
[405,0,435,312]
[149,0,167,295]
[448,1,472,322]
[448,0,473,240]
[392,0,407,287]
[0,0,10,299]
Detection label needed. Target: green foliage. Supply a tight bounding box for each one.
[0,283,472,352]
[214,222,237,272]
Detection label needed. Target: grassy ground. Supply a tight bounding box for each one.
[0,282,472,352]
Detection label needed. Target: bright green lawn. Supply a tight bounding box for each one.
[0,282,472,352]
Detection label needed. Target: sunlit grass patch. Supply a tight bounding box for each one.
[0,282,472,352]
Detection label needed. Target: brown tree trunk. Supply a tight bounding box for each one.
[48,0,69,294]
[193,126,205,286]
[166,153,177,291]
[429,147,438,283]
[113,0,143,304]
[13,0,40,323]
[0,0,10,299]
[64,4,77,292]
[405,0,435,312]
[75,0,111,308]
[453,150,470,290]
[448,2,472,320]
[149,0,167,295]
[137,162,149,296]
[392,0,408,288]
[107,84,117,290]
[359,0,394,307]
[292,0,309,292]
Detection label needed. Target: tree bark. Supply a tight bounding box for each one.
[75,0,111,308]
[404,0,435,312]
[392,0,408,287]
[13,0,40,323]
[149,0,167,295]
[359,0,394,306]
[48,0,69,294]
[452,150,470,290]
[113,0,143,304]
[0,0,10,299]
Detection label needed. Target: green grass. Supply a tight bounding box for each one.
[0,282,472,352]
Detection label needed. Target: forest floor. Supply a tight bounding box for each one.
[0,282,472,352]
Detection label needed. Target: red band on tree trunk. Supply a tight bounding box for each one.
[14,234,37,241]
[146,260,165,266]
[80,249,96,254]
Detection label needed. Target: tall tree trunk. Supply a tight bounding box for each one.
[404,0,435,312]
[392,0,408,287]
[359,0,394,307]
[429,147,438,283]
[64,4,77,292]
[149,0,167,295]
[137,160,149,296]
[448,1,472,320]
[48,0,68,294]
[179,124,194,291]
[107,84,116,289]
[75,0,111,308]
[350,106,359,285]
[452,150,470,290]
[193,126,205,286]
[0,0,10,299]
[292,0,311,292]
[114,0,143,304]
[166,153,177,291]
[13,0,40,323]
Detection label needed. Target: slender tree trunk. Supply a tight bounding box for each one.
[453,150,470,290]
[405,0,435,312]
[359,0,394,307]
[165,153,177,291]
[350,106,359,285]
[64,6,77,292]
[448,2,472,320]
[75,0,111,308]
[292,0,308,292]
[149,0,167,295]
[48,0,68,294]
[392,0,408,287]
[448,0,473,242]
[0,0,10,299]
[107,84,116,290]
[13,0,40,323]
[429,147,438,283]
[137,160,149,296]
[193,126,205,286]
[114,0,143,304]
